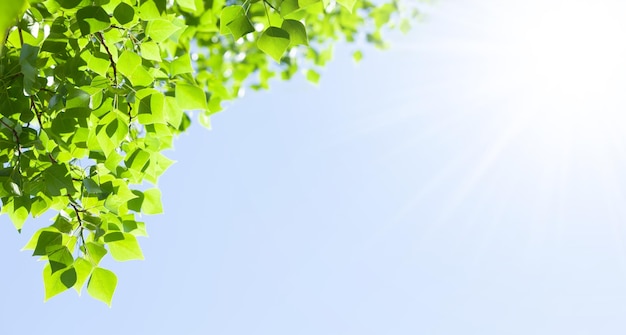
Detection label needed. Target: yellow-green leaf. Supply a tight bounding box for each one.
[87,267,117,307]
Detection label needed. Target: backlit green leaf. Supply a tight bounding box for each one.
[281,19,308,46]
[73,257,94,294]
[87,267,117,307]
[143,188,163,214]
[336,0,357,12]
[258,27,291,62]
[176,0,197,12]
[140,41,162,62]
[226,13,255,40]
[5,196,31,231]
[146,19,180,43]
[43,264,75,301]
[108,233,144,261]
[47,245,74,274]
[33,231,63,256]
[76,6,111,35]
[0,0,28,41]
[171,54,193,76]
[219,6,243,35]
[175,84,207,110]
[117,51,154,87]
[87,52,110,77]
[306,69,320,84]
[85,242,107,265]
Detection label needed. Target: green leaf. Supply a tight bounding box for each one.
[164,96,183,128]
[127,188,163,215]
[87,52,110,77]
[113,2,135,25]
[0,0,28,41]
[280,0,319,16]
[22,228,55,251]
[140,41,162,62]
[137,92,166,124]
[47,245,74,274]
[280,0,300,16]
[117,51,154,87]
[299,0,320,7]
[281,19,308,46]
[175,84,207,110]
[76,6,112,36]
[87,267,117,307]
[5,196,31,231]
[20,44,39,96]
[31,196,52,218]
[54,0,81,9]
[125,148,151,173]
[146,19,180,43]
[107,233,144,261]
[336,0,356,12]
[43,164,76,196]
[258,27,291,62]
[85,242,107,265]
[171,54,193,76]
[65,87,91,109]
[306,69,320,84]
[176,0,197,12]
[83,178,102,194]
[60,267,77,290]
[219,6,243,35]
[372,3,395,28]
[43,264,75,301]
[352,50,363,63]
[222,8,255,40]
[33,231,63,256]
[51,214,74,233]
[73,257,94,294]
[138,0,163,20]
[141,188,163,215]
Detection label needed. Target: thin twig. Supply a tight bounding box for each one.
[263,0,278,12]
[17,25,23,46]
[69,199,87,256]
[96,32,118,87]
[127,102,133,133]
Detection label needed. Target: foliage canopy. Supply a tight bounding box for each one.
[0,0,416,305]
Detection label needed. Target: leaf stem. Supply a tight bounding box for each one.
[69,198,87,255]
[263,0,272,26]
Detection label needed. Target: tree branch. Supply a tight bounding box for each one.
[96,32,118,87]
[263,0,278,12]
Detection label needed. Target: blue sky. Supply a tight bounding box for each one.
[3,0,626,334]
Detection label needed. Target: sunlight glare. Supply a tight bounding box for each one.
[498,0,626,166]
[512,1,626,133]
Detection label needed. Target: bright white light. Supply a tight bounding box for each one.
[502,0,626,156]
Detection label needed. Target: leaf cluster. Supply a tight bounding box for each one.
[0,0,417,305]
